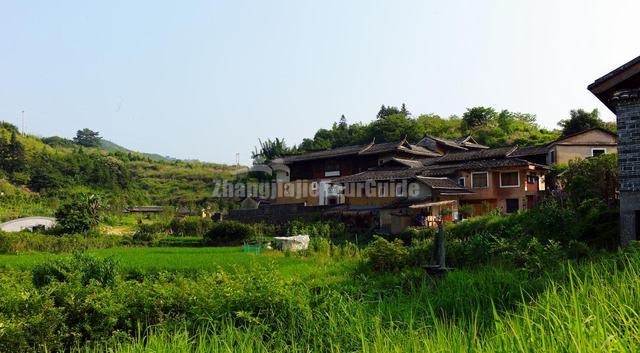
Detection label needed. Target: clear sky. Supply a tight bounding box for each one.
[1,0,639,165]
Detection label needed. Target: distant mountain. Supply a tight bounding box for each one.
[99,139,177,162]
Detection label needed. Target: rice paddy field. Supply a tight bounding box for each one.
[0,246,356,281]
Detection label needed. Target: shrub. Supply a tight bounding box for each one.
[54,194,102,234]
[0,231,123,254]
[168,216,212,237]
[285,220,347,239]
[32,253,119,288]
[396,226,436,245]
[364,236,409,272]
[204,221,255,245]
[133,223,167,242]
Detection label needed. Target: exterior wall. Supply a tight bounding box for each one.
[345,181,432,207]
[552,144,618,165]
[616,96,640,245]
[548,129,618,165]
[456,166,544,215]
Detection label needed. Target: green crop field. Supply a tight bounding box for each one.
[0,246,357,281]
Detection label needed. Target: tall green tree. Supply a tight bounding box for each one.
[558,109,604,136]
[0,131,25,174]
[461,107,497,130]
[74,128,102,147]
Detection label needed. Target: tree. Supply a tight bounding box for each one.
[400,103,410,116]
[376,105,402,119]
[560,153,617,205]
[0,131,25,175]
[252,138,292,164]
[74,128,102,147]
[461,107,497,130]
[338,115,348,129]
[558,109,604,136]
[55,194,102,234]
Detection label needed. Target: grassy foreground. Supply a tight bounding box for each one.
[71,248,640,353]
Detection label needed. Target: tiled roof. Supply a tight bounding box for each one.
[330,167,429,183]
[433,146,517,164]
[359,140,441,157]
[388,157,426,168]
[281,143,370,163]
[509,145,550,157]
[422,158,548,176]
[418,135,488,152]
[281,140,440,163]
[418,135,468,151]
[416,176,469,191]
[454,135,490,149]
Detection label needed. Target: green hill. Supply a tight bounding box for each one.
[98,139,176,162]
[0,122,242,220]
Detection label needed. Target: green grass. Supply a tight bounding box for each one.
[0,246,356,280]
[76,250,640,353]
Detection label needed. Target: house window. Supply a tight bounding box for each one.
[458,177,466,187]
[591,148,606,157]
[395,183,405,197]
[549,150,556,163]
[471,172,488,188]
[500,171,520,188]
[527,174,538,184]
[506,199,519,213]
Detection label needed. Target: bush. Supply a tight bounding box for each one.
[364,236,409,272]
[285,220,347,239]
[204,221,255,245]
[54,194,102,234]
[32,253,119,288]
[133,223,166,242]
[168,216,212,237]
[0,231,123,254]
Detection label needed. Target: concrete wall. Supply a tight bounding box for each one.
[549,129,618,165]
[552,145,618,165]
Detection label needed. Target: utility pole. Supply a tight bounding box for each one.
[21,110,25,134]
[236,153,240,166]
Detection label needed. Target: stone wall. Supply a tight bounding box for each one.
[613,91,640,245]
[616,96,640,192]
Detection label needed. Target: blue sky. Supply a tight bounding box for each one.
[1,0,639,164]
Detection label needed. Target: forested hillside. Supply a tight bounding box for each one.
[0,123,240,220]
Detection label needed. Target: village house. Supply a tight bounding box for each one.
[272,138,440,206]
[331,145,548,219]
[231,126,618,234]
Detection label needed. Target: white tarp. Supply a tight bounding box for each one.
[273,235,310,252]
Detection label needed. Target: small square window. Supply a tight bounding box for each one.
[500,171,520,188]
[592,148,606,157]
[458,177,465,187]
[471,172,488,188]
